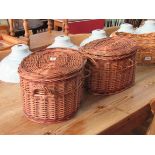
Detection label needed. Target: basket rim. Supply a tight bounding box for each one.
[115,31,155,36]
[80,47,137,59]
[19,67,85,82]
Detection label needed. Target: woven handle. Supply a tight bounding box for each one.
[113,59,135,71]
[32,69,89,97]
[84,68,91,79]
[85,54,99,68]
[126,59,135,69]
[33,81,83,96]
[79,50,99,68]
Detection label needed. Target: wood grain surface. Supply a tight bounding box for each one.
[0,66,154,135]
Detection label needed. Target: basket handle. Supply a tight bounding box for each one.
[85,54,99,68]
[33,80,84,97]
[126,59,135,69]
[79,50,99,68]
[84,68,91,79]
[113,59,135,71]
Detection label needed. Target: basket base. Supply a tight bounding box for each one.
[88,82,135,96]
[23,110,78,124]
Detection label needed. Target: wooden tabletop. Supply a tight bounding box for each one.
[0,66,154,135]
[29,31,63,50]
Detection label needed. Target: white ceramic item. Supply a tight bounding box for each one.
[80,29,107,47]
[117,23,135,33]
[47,35,78,50]
[135,20,155,34]
[0,44,32,83]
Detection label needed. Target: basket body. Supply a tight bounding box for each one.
[19,48,85,123]
[20,70,84,123]
[112,32,155,65]
[86,53,136,95]
[81,36,137,95]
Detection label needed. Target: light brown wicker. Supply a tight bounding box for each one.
[80,36,137,95]
[18,48,86,123]
[111,32,155,65]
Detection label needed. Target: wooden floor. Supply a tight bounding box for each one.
[0,66,154,135]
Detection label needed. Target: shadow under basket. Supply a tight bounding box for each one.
[81,36,137,95]
[18,48,85,123]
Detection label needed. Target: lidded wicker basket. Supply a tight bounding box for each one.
[81,36,137,95]
[18,48,85,123]
[111,32,155,64]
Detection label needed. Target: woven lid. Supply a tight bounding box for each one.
[19,48,85,80]
[81,36,137,57]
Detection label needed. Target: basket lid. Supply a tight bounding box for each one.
[19,48,85,80]
[81,36,137,57]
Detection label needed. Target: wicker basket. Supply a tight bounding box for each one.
[80,36,137,95]
[18,48,86,123]
[111,32,155,65]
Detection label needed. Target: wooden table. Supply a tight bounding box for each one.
[0,66,154,135]
[29,31,63,50]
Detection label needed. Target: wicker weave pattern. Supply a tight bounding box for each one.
[81,36,137,95]
[19,48,85,123]
[112,32,155,64]
[19,49,84,79]
[81,37,136,57]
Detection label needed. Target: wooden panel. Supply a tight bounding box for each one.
[54,20,63,30]
[147,117,155,135]
[101,104,152,135]
[0,66,154,134]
